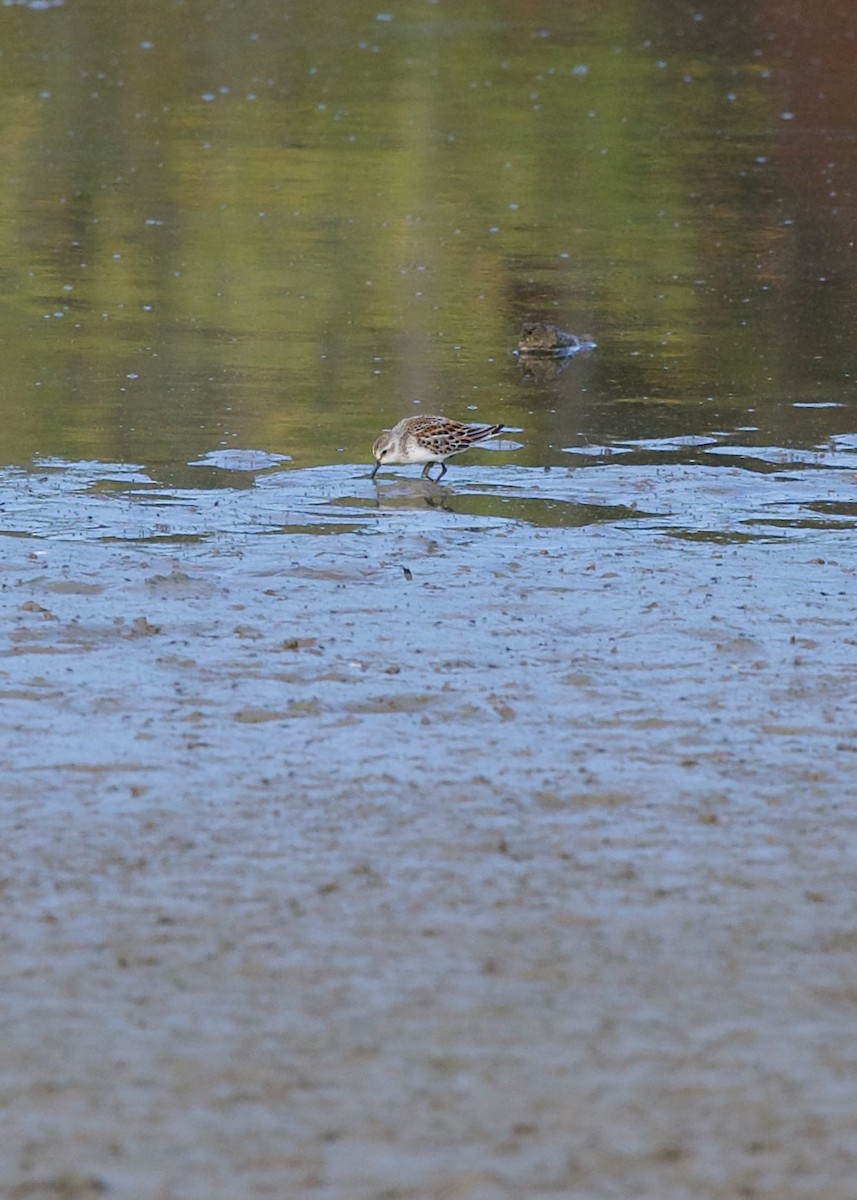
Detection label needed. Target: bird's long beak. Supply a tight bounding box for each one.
[370,460,381,479]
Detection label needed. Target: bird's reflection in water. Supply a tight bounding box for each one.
[515,342,595,384]
[517,355,573,384]
[371,476,454,511]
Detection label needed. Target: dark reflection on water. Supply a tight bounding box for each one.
[337,485,656,527]
[0,0,855,520]
[428,494,654,527]
[664,529,787,545]
[809,501,857,519]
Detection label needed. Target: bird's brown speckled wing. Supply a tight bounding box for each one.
[407,417,502,455]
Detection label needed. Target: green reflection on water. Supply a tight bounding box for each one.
[0,0,855,480]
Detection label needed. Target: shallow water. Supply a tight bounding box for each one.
[2,0,856,475]
[2,3,857,1198]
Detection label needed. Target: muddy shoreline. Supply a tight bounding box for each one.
[2,470,857,1199]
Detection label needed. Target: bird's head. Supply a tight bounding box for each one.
[370,431,394,478]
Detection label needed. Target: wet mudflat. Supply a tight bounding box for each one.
[2,459,857,1200]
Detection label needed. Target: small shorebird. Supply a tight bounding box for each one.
[371,415,504,481]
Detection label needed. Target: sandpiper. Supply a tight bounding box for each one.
[371,415,504,481]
